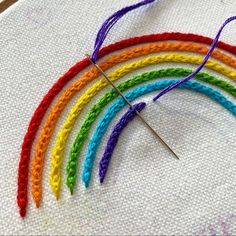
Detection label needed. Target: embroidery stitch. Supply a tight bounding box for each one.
[48,55,236,198]
[18,33,236,217]
[64,68,236,192]
[99,102,146,183]
[82,80,236,187]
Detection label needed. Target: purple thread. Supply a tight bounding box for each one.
[99,102,146,183]
[153,16,236,101]
[91,0,155,62]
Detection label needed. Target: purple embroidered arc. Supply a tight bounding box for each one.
[99,102,146,183]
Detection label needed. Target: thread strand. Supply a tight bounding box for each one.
[153,16,236,100]
[91,0,155,61]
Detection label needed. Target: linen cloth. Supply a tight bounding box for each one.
[1,0,236,235]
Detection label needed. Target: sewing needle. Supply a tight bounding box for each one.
[86,54,179,160]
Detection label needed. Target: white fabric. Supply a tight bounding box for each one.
[1,0,236,235]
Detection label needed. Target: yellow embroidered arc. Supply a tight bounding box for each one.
[50,54,236,198]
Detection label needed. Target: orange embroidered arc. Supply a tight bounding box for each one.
[18,32,236,217]
[31,42,236,207]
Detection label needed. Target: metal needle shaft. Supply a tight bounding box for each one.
[86,54,179,160]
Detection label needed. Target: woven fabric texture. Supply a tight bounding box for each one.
[1,0,236,235]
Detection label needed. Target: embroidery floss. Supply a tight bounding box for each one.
[33,44,236,204]
[153,16,236,100]
[87,0,236,101]
[18,32,236,216]
[36,42,236,201]
[16,0,236,218]
[91,0,155,62]
[99,102,146,183]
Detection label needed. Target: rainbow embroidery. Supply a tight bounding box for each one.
[17,32,236,217]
